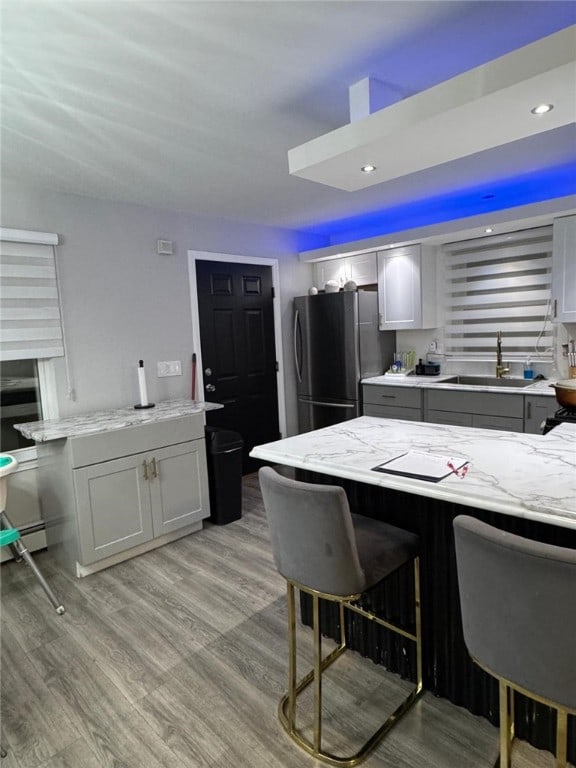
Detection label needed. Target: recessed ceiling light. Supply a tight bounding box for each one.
[530,103,553,115]
[361,165,376,173]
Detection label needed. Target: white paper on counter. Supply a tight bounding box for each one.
[372,451,469,482]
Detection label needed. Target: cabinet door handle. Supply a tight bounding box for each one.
[150,457,158,480]
[553,298,557,318]
[526,401,532,420]
[143,460,149,481]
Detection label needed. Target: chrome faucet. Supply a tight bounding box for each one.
[495,331,509,378]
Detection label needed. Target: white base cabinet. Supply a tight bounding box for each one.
[38,414,210,576]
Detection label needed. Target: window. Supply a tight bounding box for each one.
[443,227,553,360]
[0,228,62,459]
[0,360,42,451]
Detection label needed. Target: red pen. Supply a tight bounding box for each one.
[447,460,469,478]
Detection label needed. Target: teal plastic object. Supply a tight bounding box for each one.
[0,528,20,547]
[0,456,15,469]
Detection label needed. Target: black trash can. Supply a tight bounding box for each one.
[204,426,244,524]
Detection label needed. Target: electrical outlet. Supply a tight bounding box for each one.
[157,360,182,377]
[428,340,437,353]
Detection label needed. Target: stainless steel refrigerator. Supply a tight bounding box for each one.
[293,290,396,433]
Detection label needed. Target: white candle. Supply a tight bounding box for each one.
[137,360,149,406]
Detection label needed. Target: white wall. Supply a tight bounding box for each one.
[1,182,313,435]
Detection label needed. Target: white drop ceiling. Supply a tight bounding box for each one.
[289,28,576,191]
[1,1,575,240]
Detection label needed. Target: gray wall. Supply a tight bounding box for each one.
[2,182,313,436]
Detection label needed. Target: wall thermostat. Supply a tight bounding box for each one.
[157,239,174,255]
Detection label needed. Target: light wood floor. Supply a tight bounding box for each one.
[0,474,562,768]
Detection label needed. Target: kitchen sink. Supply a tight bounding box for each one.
[447,375,532,389]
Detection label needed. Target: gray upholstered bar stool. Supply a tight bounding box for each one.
[258,466,423,767]
[453,515,576,768]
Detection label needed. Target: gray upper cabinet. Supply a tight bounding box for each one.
[377,244,437,330]
[314,252,377,289]
[552,215,576,323]
[349,253,378,286]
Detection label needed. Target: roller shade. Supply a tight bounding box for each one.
[443,227,553,360]
[0,229,64,361]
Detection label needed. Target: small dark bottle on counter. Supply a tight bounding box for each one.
[415,358,424,375]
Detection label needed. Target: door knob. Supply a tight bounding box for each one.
[204,367,212,376]
[205,383,216,392]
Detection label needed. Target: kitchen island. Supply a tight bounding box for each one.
[250,417,576,760]
[16,399,222,577]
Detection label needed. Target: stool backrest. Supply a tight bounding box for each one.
[453,515,576,710]
[259,467,365,596]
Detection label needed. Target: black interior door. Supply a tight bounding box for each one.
[196,260,280,473]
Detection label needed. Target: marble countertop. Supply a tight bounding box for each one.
[362,374,556,397]
[250,416,576,529]
[14,399,223,442]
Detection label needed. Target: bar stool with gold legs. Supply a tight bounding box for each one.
[453,516,576,768]
[259,467,423,767]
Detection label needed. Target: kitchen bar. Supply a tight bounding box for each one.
[250,416,576,760]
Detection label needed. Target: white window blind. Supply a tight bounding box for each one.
[443,226,553,360]
[0,229,65,361]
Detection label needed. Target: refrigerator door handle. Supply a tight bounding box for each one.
[306,400,356,409]
[293,309,302,383]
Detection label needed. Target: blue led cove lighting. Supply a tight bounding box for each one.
[302,162,576,247]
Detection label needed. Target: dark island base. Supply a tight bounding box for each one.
[296,469,576,763]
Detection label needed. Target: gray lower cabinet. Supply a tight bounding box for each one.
[39,414,210,576]
[74,452,154,563]
[473,414,527,431]
[425,390,524,432]
[363,403,422,421]
[426,410,472,428]
[363,383,555,433]
[524,396,558,434]
[74,440,208,565]
[362,384,422,421]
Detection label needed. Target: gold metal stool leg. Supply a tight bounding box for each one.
[313,593,322,753]
[555,708,568,768]
[286,582,297,732]
[496,681,513,768]
[278,560,423,767]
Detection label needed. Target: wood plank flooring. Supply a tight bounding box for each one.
[0,474,563,768]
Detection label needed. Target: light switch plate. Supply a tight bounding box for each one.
[157,360,182,377]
